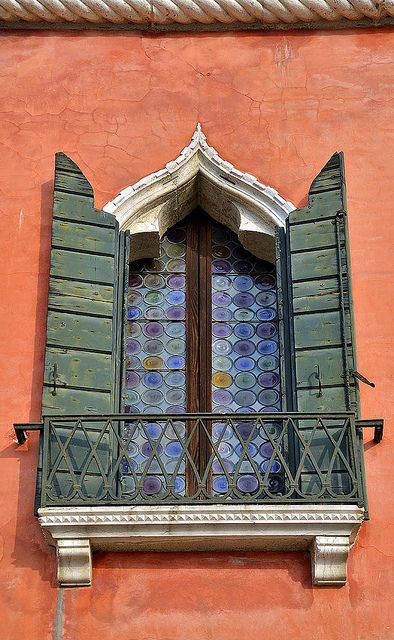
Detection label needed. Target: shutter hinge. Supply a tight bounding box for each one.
[51,363,59,396]
[349,369,375,388]
[315,364,323,397]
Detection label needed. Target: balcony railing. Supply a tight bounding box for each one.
[37,412,366,508]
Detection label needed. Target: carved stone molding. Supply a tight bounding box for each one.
[104,124,295,263]
[0,0,392,31]
[39,504,364,587]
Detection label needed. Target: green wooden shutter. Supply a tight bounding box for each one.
[286,152,358,415]
[282,152,360,496]
[37,153,126,507]
[42,152,122,414]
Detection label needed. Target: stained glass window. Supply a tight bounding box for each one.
[121,212,282,499]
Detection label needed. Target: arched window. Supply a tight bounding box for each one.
[39,146,362,510]
[121,210,282,498]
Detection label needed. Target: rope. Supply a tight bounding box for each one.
[0,0,392,26]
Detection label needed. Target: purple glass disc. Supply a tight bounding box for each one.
[234,340,255,356]
[258,371,279,388]
[141,442,163,457]
[212,389,232,406]
[129,274,143,288]
[212,260,231,273]
[212,323,232,338]
[234,292,254,308]
[235,422,255,440]
[237,475,259,493]
[167,307,186,321]
[166,227,186,243]
[212,307,232,321]
[167,274,186,289]
[126,339,141,355]
[255,274,276,290]
[143,322,164,338]
[260,441,274,458]
[143,476,162,495]
[256,323,277,338]
[126,371,139,389]
[212,292,231,306]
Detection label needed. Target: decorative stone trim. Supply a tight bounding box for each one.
[0,0,392,30]
[39,504,364,587]
[104,124,295,263]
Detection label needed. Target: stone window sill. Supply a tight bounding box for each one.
[38,503,364,587]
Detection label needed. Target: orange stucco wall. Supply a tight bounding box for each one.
[0,27,393,640]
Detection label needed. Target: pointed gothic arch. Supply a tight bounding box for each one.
[104,124,295,263]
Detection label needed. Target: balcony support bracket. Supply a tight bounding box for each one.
[39,504,363,588]
[311,535,350,585]
[57,539,92,587]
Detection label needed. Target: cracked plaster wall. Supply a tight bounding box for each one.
[0,27,393,640]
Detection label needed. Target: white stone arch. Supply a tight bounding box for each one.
[104,124,295,263]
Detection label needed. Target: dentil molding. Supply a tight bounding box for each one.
[0,0,392,31]
[38,503,364,587]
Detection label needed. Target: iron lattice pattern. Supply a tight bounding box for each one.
[41,413,364,507]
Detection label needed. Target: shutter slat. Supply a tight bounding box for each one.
[48,278,113,316]
[50,249,115,285]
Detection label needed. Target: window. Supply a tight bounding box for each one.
[120,211,282,498]
[33,145,371,587]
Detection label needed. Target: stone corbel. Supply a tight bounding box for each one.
[311,536,350,586]
[57,539,92,587]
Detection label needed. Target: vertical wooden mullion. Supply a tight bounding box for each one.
[186,215,200,494]
[198,215,212,476]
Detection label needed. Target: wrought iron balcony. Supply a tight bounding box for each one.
[37,412,366,508]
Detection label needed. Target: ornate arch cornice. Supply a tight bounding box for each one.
[0,0,392,30]
[105,124,294,263]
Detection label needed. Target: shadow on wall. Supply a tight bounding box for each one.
[1,179,56,587]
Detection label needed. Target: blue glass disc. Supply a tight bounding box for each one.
[166,355,185,369]
[143,371,163,389]
[213,476,229,494]
[166,290,186,305]
[235,357,255,371]
[234,323,254,339]
[127,307,141,320]
[233,275,253,291]
[257,340,278,355]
